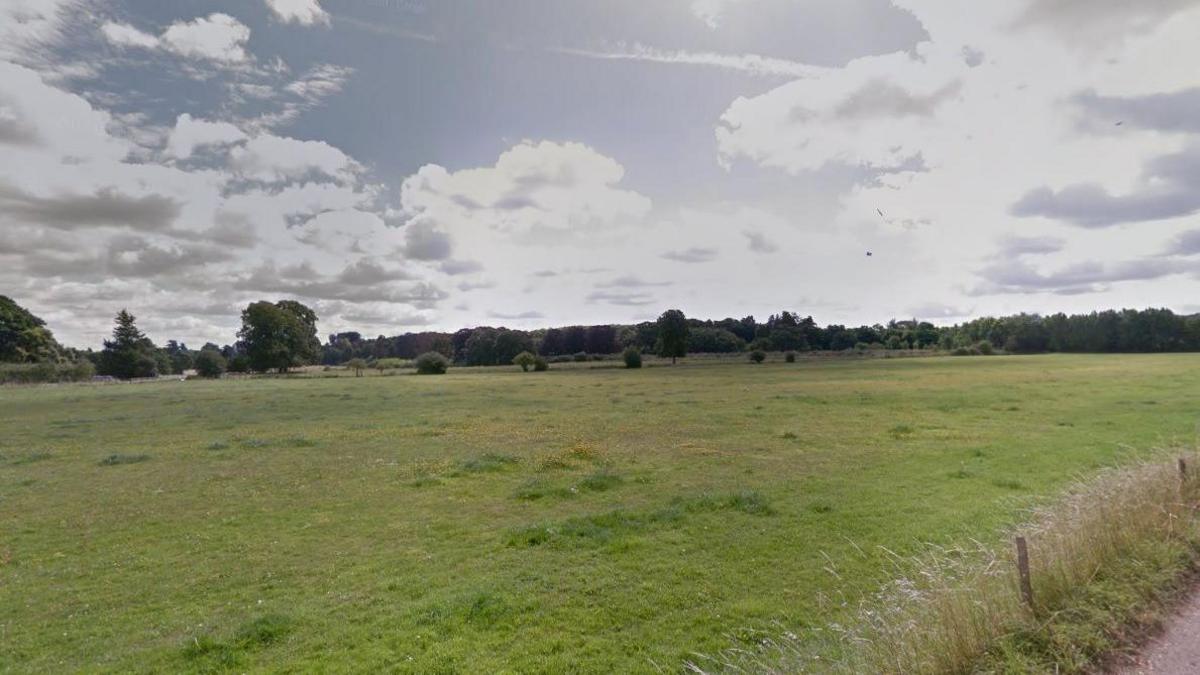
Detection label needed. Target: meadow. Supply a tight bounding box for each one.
[2,353,1199,673]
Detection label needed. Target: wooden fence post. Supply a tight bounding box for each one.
[1015,536,1034,610]
[1181,457,1188,479]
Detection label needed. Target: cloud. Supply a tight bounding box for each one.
[229,134,357,182]
[264,0,330,26]
[1073,87,1200,133]
[336,258,415,285]
[489,310,545,320]
[597,275,671,288]
[1011,0,1200,43]
[402,220,453,261]
[166,114,246,159]
[0,182,181,231]
[586,290,656,306]
[438,259,484,275]
[554,44,821,79]
[994,235,1065,258]
[102,14,252,64]
[662,247,718,263]
[690,0,744,29]
[1011,144,1200,227]
[1165,230,1200,256]
[906,302,973,320]
[717,47,966,174]
[744,230,778,253]
[972,257,1192,295]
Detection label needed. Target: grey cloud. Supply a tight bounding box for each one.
[661,247,718,263]
[961,46,985,68]
[22,238,231,280]
[1074,87,1200,133]
[0,183,181,231]
[438,259,484,275]
[598,275,670,288]
[492,194,540,211]
[1012,144,1200,226]
[338,258,416,284]
[489,310,545,320]
[457,280,496,291]
[234,263,448,306]
[341,310,433,326]
[744,230,778,253]
[403,220,453,260]
[972,257,1192,295]
[1011,183,1200,227]
[995,234,1065,258]
[586,290,656,306]
[1166,230,1200,256]
[835,79,962,120]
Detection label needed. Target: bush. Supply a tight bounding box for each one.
[194,350,226,378]
[0,361,96,385]
[513,351,537,372]
[572,352,589,362]
[976,340,995,355]
[227,354,250,373]
[414,351,449,375]
[346,357,368,376]
[750,350,766,363]
[785,351,796,363]
[374,358,407,370]
[623,347,642,369]
[533,356,549,372]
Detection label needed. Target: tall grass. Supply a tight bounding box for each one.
[693,452,1200,674]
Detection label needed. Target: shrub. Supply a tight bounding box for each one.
[512,351,536,372]
[976,339,995,355]
[785,351,796,363]
[572,352,589,362]
[346,357,368,377]
[194,350,226,378]
[623,347,642,369]
[854,342,870,352]
[750,350,766,363]
[414,351,449,375]
[227,354,251,373]
[0,361,96,384]
[374,358,407,370]
[952,346,972,356]
[533,356,549,372]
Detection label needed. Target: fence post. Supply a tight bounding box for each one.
[1181,457,1188,479]
[1015,536,1034,610]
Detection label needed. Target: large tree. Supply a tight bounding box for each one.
[0,295,62,363]
[98,310,159,379]
[656,309,689,364]
[238,300,321,373]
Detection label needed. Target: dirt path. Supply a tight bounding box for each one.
[1121,590,1200,674]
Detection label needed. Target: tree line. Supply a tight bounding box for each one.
[6,293,1200,382]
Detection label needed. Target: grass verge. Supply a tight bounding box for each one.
[692,451,1200,674]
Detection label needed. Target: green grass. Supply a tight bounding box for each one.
[2,354,1200,672]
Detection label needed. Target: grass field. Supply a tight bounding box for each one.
[3,353,1200,673]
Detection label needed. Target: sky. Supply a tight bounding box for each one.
[2,0,1200,348]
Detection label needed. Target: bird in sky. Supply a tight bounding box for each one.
[876,208,885,218]
[1115,121,1123,126]
[866,251,873,257]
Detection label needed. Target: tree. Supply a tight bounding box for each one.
[656,309,689,364]
[512,351,536,372]
[415,351,448,374]
[98,310,160,379]
[623,347,642,369]
[0,295,62,363]
[194,349,226,378]
[750,350,766,363]
[584,325,617,354]
[346,358,368,377]
[237,300,320,373]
